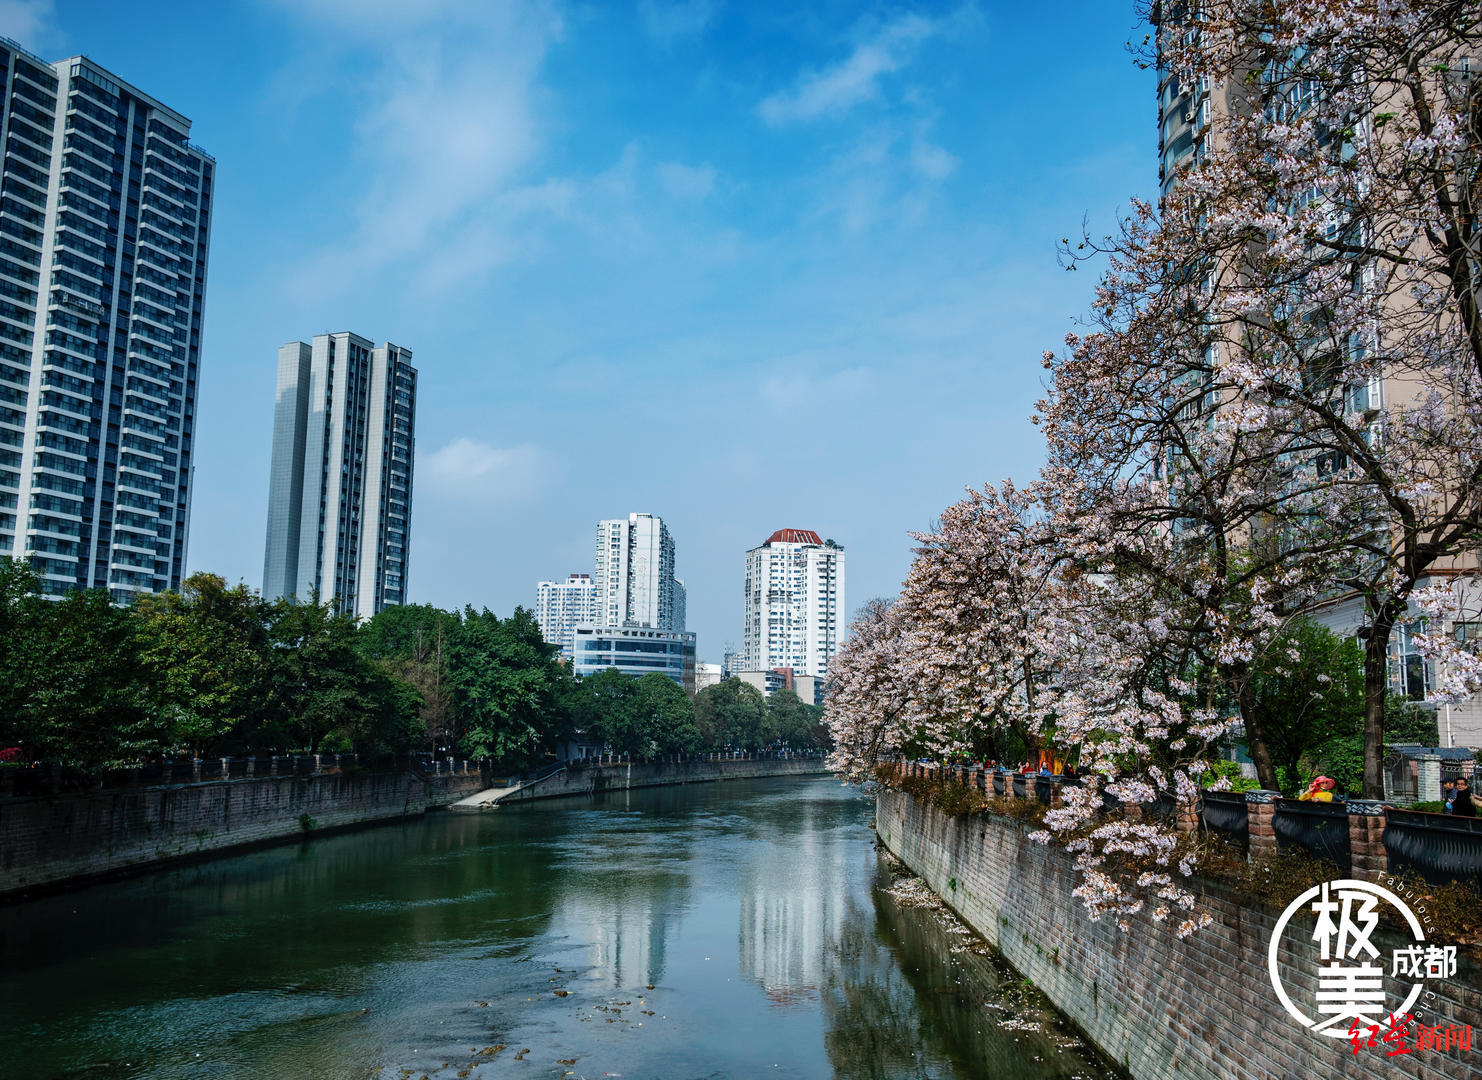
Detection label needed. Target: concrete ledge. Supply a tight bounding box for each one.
[0,770,485,902]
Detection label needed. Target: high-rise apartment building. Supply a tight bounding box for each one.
[536,572,598,660]
[1149,16,1482,748]
[742,529,844,681]
[0,42,214,599]
[593,512,683,630]
[262,332,416,619]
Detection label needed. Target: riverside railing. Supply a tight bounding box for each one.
[884,761,1478,885]
[1,747,829,797]
[0,752,488,798]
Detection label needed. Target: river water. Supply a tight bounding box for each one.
[0,777,1111,1079]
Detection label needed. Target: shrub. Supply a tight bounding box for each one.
[897,771,990,816]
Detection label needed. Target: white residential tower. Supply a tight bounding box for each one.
[536,572,598,660]
[742,529,845,681]
[593,512,684,630]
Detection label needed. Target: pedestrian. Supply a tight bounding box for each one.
[1453,777,1477,818]
[1443,779,1457,814]
[1299,776,1336,802]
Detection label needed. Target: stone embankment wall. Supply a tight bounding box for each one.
[0,769,484,900]
[877,787,1482,1080]
[499,756,828,804]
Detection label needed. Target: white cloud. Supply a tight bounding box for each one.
[910,137,958,181]
[638,0,719,42]
[421,438,550,506]
[759,14,939,125]
[0,0,56,47]
[761,366,874,411]
[656,160,717,200]
[270,1,562,300]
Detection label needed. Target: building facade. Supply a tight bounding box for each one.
[733,667,823,706]
[694,661,723,694]
[742,529,844,681]
[735,669,785,698]
[594,512,683,630]
[536,572,598,660]
[571,625,697,694]
[262,332,416,618]
[0,42,214,599]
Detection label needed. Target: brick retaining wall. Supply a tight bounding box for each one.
[877,786,1482,1080]
[498,756,828,803]
[0,769,485,900]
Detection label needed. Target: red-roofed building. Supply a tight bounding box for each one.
[742,529,845,686]
[764,529,823,546]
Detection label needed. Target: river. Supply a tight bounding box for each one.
[0,777,1112,1079]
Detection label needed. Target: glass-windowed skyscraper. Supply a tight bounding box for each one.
[0,41,214,598]
[262,332,416,619]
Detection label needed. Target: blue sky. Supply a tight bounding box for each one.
[1,0,1154,660]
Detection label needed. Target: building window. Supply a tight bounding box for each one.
[1388,623,1433,701]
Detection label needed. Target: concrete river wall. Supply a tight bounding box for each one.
[877,785,1482,1080]
[0,769,485,900]
[496,755,829,804]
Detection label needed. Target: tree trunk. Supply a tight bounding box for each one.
[1235,682,1281,791]
[1362,607,1399,800]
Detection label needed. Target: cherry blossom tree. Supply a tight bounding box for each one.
[827,483,1240,933]
[1050,0,1482,795]
[829,0,1482,931]
[893,480,1064,761]
[825,598,915,784]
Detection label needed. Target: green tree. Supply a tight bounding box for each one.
[1384,696,1441,746]
[628,673,700,758]
[16,588,160,772]
[694,678,768,750]
[134,573,274,756]
[765,689,825,749]
[564,667,632,750]
[448,606,567,763]
[268,597,419,754]
[0,556,40,732]
[1244,620,1365,794]
[358,603,461,751]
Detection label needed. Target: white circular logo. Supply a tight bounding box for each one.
[1269,879,1427,1038]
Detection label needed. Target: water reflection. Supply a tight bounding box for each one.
[823,861,1109,1079]
[0,778,1109,1079]
[739,794,849,1006]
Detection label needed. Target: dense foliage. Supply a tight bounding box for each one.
[0,560,828,772]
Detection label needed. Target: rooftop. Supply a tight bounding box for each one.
[764,529,823,546]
